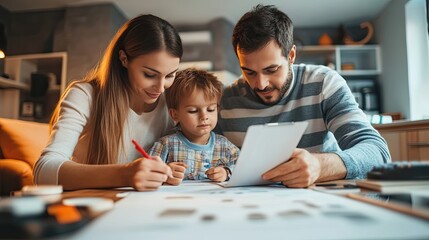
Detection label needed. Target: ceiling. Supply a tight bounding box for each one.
[0,0,391,27]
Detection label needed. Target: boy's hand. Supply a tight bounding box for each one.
[165,162,187,186]
[206,167,228,182]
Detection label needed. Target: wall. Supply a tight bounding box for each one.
[0,3,127,84]
[2,4,238,84]
[208,18,240,75]
[55,4,127,82]
[405,0,429,119]
[0,6,10,31]
[375,0,410,119]
[375,0,429,120]
[176,18,240,76]
[7,9,64,55]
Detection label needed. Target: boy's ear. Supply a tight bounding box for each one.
[168,108,179,122]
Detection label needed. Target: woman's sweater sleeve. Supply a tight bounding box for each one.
[33,83,92,185]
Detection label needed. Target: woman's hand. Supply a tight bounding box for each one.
[125,156,172,191]
[165,162,187,186]
[206,167,228,182]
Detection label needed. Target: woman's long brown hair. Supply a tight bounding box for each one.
[50,15,182,165]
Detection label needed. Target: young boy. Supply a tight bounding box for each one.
[149,68,240,185]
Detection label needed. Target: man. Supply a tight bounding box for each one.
[216,4,391,187]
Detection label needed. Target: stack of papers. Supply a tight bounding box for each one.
[356,179,429,193]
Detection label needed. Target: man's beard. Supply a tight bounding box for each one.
[253,64,293,106]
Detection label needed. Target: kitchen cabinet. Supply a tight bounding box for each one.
[296,45,381,77]
[0,52,67,123]
[374,120,429,161]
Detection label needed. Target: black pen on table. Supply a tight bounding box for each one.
[315,183,337,187]
[315,183,358,188]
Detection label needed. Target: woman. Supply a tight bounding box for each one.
[34,14,182,191]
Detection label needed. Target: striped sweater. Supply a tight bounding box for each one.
[216,64,391,179]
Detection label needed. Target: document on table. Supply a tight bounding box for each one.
[68,181,429,240]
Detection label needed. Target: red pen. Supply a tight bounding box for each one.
[131,139,150,159]
[132,139,173,178]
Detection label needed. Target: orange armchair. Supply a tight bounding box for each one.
[0,118,49,196]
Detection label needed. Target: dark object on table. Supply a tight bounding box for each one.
[0,201,91,239]
[367,161,429,180]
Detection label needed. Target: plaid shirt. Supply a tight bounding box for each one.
[149,131,240,180]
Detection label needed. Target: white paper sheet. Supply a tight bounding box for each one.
[222,122,307,187]
[65,181,429,240]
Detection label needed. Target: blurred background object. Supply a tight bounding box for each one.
[0,22,6,58]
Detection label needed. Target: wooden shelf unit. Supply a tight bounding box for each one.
[0,52,67,122]
[296,45,381,76]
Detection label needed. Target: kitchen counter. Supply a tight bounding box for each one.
[374,119,429,161]
[373,119,429,131]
